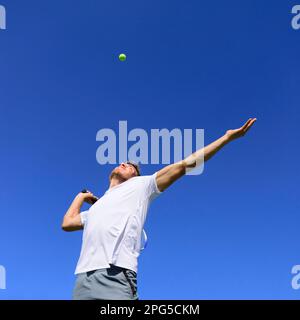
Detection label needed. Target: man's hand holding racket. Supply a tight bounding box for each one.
[79,189,98,205]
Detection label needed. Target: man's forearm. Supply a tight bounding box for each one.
[182,134,230,168]
[156,119,256,191]
[63,195,84,220]
[203,133,230,162]
[61,194,85,231]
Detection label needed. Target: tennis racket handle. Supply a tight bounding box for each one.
[81,189,98,204]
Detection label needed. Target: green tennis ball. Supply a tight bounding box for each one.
[119,53,126,61]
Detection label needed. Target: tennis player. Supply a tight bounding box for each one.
[62,118,257,300]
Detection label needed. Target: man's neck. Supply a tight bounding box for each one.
[109,176,126,189]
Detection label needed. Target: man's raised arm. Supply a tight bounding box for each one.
[156,118,257,192]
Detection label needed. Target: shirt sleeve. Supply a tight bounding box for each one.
[80,210,89,226]
[145,172,162,201]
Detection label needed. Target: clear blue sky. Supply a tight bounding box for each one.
[0,0,299,299]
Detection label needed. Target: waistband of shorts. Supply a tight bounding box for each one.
[82,264,137,277]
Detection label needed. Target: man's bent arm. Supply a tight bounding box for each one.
[61,194,85,232]
[156,118,257,192]
[61,190,96,232]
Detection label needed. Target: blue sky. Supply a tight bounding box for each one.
[0,0,300,299]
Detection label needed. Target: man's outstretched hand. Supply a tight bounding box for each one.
[225,118,257,141]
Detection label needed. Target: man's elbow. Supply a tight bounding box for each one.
[61,219,74,232]
[61,223,72,232]
[61,219,83,232]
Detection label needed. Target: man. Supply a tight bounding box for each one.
[62,118,257,300]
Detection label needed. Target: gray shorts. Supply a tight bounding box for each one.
[72,264,139,300]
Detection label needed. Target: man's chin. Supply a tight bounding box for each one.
[110,171,127,181]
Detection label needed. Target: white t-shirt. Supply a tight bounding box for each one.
[74,172,161,274]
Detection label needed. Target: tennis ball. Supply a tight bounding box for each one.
[119,53,126,61]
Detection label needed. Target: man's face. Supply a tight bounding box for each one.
[110,162,137,181]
